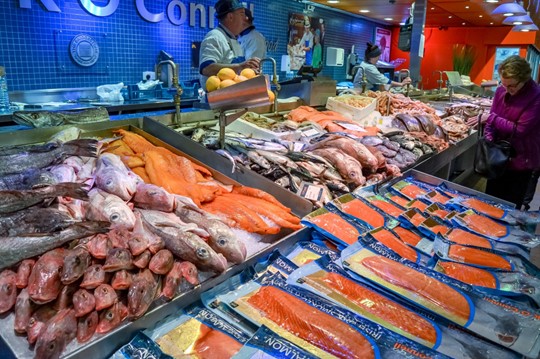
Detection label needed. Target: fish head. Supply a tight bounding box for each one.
[133,183,175,212]
[35,309,77,359]
[13,111,64,127]
[178,261,199,285]
[61,249,91,284]
[0,270,17,313]
[103,248,133,272]
[195,245,228,273]
[127,275,157,319]
[100,193,137,229]
[207,223,247,264]
[95,168,137,201]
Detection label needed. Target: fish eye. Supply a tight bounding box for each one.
[110,213,120,222]
[48,342,56,351]
[196,248,208,258]
[106,179,113,186]
[218,237,227,246]
[106,311,114,320]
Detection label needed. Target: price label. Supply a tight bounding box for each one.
[298,181,325,201]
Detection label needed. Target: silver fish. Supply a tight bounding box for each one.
[0,168,57,190]
[312,148,366,187]
[175,207,247,264]
[256,149,298,169]
[0,207,77,236]
[13,107,109,128]
[0,139,99,177]
[86,188,136,229]
[0,221,109,271]
[215,149,236,173]
[0,182,89,214]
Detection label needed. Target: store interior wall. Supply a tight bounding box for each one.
[0,1,388,92]
[391,26,536,89]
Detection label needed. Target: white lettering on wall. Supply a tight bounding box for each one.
[167,1,188,26]
[19,0,61,12]
[79,0,119,17]
[189,3,207,28]
[136,0,164,23]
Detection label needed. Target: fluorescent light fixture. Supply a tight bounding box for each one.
[327,0,339,3]
[502,13,533,25]
[399,22,406,25]
[485,0,499,3]
[491,1,526,17]
[512,23,539,31]
[359,9,370,13]
[384,17,393,21]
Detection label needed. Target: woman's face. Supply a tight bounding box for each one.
[500,76,525,96]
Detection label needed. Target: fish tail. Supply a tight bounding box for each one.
[55,182,90,200]
[63,139,99,158]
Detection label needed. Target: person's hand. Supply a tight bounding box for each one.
[242,57,260,71]
[401,77,412,86]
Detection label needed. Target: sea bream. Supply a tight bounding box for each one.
[0,221,109,271]
[85,188,136,229]
[0,138,99,177]
[93,153,140,201]
[0,182,89,214]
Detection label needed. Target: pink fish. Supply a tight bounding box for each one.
[15,259,35,289]
[148,249,174,275]
[111,270,132,290]
[94,153,139,201]
[77,311,98,343]
[96,301,128,334]
[73,288,96,318]
[108,225,132,249]
[14,288,35,334]
[133,250,152,269]
[80,264,108,289]
[26,305,57,345]
[94,284,118,311]
[27,249,65,304]
[128,213,150,256]
[53,284,77,311]
[103,248,133,272]
[161,261,183,300]
[0,269,18,313]
[178,261,199,286]
[133,183,175,212]
[35,309,77,359]
[61,247,91,285]
[86,188,136,229]
[84,234,111,259]
[128,269,158,320]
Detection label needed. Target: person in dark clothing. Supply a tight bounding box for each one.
[484,56,540,209]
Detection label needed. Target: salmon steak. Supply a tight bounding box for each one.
[445,228,492,249]
[311,271,438,346]
[461,198,505,219]
[247,285,375,359]
[309,212,360,245]
[340,199,385,228]
[437,261,497,288]
[370,228,418,262]
[360,256,471,324]
[447,245,512,270]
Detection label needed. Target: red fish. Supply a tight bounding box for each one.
[73,288,96,317]
[61,247,91,285]
[35,309,77,359]
[80,264,108,289]
[27,248,65,304]
[111,270,132,290]
[149,249,174,275]
[26,305,57,345]
[179,261,199,286]
[0,269,17,313]
[128,269,158,319]
[94,284,118,311]
[96,301,128,334]
[85,233,110,259]
[161,261,183,300]
[133,250,152,269]
[77,310,98,343]
[14,288,35,334]
[53,284,78,311]
[15,259,35,289]
[103,248,133,272]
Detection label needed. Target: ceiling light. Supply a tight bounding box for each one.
[359,9,370,13]
[327,0,339,3]
[448,15,453,18]
[384,17,393,21]
[491,1,526,17]
[462,22,466,25]
[430,7,435,10]
[485,0,500,3]
[399,22,406,25]
[465,6,469,9]
[512,23,539,31]
[502,13,533,25]
[490,22,494,24]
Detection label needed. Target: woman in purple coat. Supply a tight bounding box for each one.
[484,55,540,209]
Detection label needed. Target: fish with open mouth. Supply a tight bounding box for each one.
[0,139,99,177]
[12,107,110,128]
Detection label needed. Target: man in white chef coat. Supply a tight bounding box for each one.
[199,0,260,91]
[238,8,267,60]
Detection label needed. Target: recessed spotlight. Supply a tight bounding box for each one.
[448,15,452,18]
[462,22,466,25]
[503,12,515,16]
[430,7,435,10]
[384,17,393,21]
[479,15,483,18]
[490,22,494,25]
[513,21,523,25]
[359,9,370,13]
[465,5,469,9]
[520,29,530,32]
[327,0,339,3]
[485,0,499,3]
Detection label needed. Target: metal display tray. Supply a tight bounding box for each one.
[0,119,312,358]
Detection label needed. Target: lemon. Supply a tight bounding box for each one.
[234,75,248,83]
[206,75,221,92]
[267,89,275,103]
[217,67,237,81]
[240,68,257,79]
[219,79,237,89]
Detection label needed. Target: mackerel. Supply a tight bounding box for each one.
[0,221,109,270]
[13,107,109,128]
[0,139,99,176]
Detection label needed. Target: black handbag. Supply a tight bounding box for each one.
[474,111,517,180]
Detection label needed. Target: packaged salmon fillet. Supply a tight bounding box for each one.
[365,227,430,265]
[432,258,540,307]
[232,325,319,359]
[111,332,173,359]
[420,190,453,205]
[255,250,299,278]
[287,256,520,359]
[433,235,540,278]
[451,210,540,255]
[302,207,368,248]
[425,203,454,220]
[390,179,429,200]
[417,217,453,240]
[329,194,398,229]
[284,240,339,267]
[144,304,250,359]
[364,194,406,217]
[392,225,435,256]
[398,208,428,228]
[218,271,449,359]
[341,240,540,358]
[447,196,517,225]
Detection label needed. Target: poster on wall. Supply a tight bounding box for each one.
[493,47,520,80]
[287,13,326,71]
[375,27,391,62]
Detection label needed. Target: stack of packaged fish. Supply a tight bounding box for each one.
[0,127,302,359]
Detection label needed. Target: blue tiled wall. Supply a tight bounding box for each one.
[0,0,386,91]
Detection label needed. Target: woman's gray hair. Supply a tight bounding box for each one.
[498,55,532,82]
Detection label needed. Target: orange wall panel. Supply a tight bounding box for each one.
[390,27,535,89]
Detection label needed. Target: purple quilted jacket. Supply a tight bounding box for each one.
[484,79,540,171]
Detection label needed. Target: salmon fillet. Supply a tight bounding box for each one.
[460,213,508,238]
[387,195,410,208]
[398,184,427,200]
[315,272,438,346]
[310,212,360,245]
[370,229,418,262]
[462,198,504,219]
[438,262,497,288]
[361,256,471,322]
[448,245,512,270]
[445,229,492,249]
[247,286,375,359]
[409,200,428,212]
[191,324,243,358]
[341,199,385,228]
[408,211,427,227]
[393,226,422,246]
[425,191,451,205]
[369,198,403,217]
